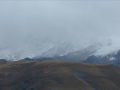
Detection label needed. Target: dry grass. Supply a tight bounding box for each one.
[0,60,119,90]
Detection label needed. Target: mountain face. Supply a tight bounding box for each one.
[31,42,120,67]
[0,40,120,67]
[0,40,104,61]
[83,50,120,67]
[32,44,101,61]
[0,42,93,61]
[0,60,120,90]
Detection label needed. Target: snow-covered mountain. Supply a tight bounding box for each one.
[31,39,120,67]
[0,38,120,67]
[83,50,120,67]
[32,39,110,60]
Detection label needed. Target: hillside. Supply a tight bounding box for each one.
[0,60,120,90]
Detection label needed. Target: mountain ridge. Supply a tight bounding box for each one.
[0,60,120,90]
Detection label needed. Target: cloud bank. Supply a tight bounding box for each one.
[0,1,120,60]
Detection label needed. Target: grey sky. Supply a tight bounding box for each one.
[0,1,120,59]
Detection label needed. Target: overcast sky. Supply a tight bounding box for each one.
[0,1,120,59]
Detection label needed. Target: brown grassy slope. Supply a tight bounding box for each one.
[0,60,119,90]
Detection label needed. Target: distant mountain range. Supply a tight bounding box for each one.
[31,50,120,67]
[33,44,101,61]
[0,40,120,67]
[29,43,120,67]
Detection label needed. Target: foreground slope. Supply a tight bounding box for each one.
[0,60,120,90]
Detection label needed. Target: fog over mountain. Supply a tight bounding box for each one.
[0,1,120,60]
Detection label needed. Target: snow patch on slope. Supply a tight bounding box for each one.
[94,38,120,56]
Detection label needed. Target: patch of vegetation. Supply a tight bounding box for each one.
[0,60,119,90]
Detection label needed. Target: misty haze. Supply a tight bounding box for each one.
[0,1,120,60]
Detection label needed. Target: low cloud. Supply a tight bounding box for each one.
[0,1,120,59]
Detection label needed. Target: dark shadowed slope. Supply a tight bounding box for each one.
[0,60,120,90]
